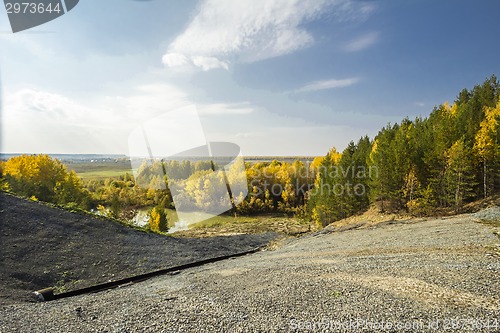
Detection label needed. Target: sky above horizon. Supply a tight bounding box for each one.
[1,0,499,156]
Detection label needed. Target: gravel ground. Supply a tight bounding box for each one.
[472,206,500,221]
[1,208,499,332]
[0,192,276,305]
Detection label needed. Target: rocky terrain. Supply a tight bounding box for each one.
[0,192,276,305]
[0,192,499,332]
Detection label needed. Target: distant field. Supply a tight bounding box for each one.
[64,156,314,181]
[65,160,133,180]
[74,169,132,180]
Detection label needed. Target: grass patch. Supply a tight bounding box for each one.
[476,219,500,228]
[172,213,312,237]
[76,169,131,180]
[190,214,258,229]
[66,161,133,180]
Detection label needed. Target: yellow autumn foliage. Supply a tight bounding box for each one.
[474,101,500,161]
[149,206,168,232]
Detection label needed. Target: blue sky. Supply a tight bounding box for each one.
[1,0,499,156]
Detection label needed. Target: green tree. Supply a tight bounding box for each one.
[369,124,402,211]
[54,170,92,209]
[307,149,340,226]
[444,140,476,210]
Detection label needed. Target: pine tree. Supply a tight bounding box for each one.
[444,140,476,210]
[369,124,400,211]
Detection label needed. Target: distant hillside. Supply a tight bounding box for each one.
[0,153,128,162]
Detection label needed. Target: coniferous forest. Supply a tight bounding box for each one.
[308,75,499,224]
[308,75,500,225]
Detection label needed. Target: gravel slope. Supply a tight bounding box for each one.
[1,206,499,332]
[0,192,276,305]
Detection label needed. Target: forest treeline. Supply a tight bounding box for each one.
[308,75,500,225]
[0,76,499,229]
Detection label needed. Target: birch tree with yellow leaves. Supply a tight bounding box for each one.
[474,101,500,197]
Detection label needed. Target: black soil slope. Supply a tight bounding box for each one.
[0,192,276,305]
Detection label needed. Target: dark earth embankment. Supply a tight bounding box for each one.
[0,192,276,305]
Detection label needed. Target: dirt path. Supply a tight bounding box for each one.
[1,199,499,332]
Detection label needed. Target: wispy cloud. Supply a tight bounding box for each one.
[343,31,379,52]
[333,1,376,23]
[162,0,375,71]
[295,78,359,93]
[198,102,254,115]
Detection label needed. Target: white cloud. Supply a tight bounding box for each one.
[198,102,254,115]
[161,53,189,67]
[295,78,359,93]
[162,0,374,71]
[1,86,260,153]
[4,89,86,122]
[192,56,229,71]
[344,31,379,52]
[333,1,376,23]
